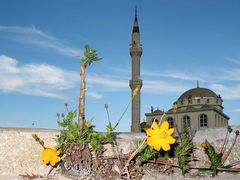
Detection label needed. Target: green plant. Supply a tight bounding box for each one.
[202,140,223,176]
[140,144,170,163]
[175,127,194,175]
[56,109,82,152]
[201,127,240,176]
[56,103,117,153]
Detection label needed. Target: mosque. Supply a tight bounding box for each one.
[129,9,229,133]
[144,86,229,134]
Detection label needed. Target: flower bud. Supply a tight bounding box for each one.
[104,104,108,109]
[235,130,239,136]
[133,85,140,97]
[64,102,68,107]
[227,126,232,133]
[32,134,38,139]
[201,143,207,149]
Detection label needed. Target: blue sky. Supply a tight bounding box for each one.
[0,0,239,131]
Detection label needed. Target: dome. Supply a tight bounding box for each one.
[178,87,218,101]
[153,109,163,113]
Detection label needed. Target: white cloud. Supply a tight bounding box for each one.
[0,55,127,99]
[0,54,79,99]
[0,26,82,57]
[226,57,240,65]
[2,54,239,100]
[209,83,240,100]
[87,91,103,100]
[87,74,128,90]
[142,70,204,82]
[143,80,191,94]
[219,68,240,81]
[0,55,192,99]
[0,54,19,73]
[233,108,240,112]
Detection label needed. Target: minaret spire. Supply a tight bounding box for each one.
[130,8,142,132]
[133,6,139,33]
[135,6,137,17]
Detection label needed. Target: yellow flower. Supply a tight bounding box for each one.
[201,143,207,149]
[146,121,176,151]
[41,147,61,167]
[133,85,141,97]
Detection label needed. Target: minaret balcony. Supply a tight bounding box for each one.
[129,79,143,89]
[130,47,142,57]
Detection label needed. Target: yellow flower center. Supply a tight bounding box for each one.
[159,131,167,138]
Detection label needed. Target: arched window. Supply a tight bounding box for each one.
[200,114,208,127]
[183,115,191,129]
[167,117,174,128]
[181,100,183,105]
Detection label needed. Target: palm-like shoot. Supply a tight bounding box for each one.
[78,45,101,132]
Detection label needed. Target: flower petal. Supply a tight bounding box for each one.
[159,121,169,131]
[147,137,162,151]
[147,136,156,147]
[146,122,160,136]
[154,142,161,151]
[166,136,176,144]
[146,128,155,137]
[152,122,159,131]
[50,160,56,166]
[166,128,174,136]
[56,150,61,156]
[160,139,170,151]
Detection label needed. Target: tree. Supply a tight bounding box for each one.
[78,45,101,132]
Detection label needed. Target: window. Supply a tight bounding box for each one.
[167,117,174,128]
[188,99,192,104]
[183,115,191,129]
[207,99,210,103]
[200,114,208,127]
[197,99,200,103]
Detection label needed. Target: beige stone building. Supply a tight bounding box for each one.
[145,86,229,134]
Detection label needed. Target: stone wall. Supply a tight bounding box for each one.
[0,126,240,178]
[193,126,240,168]
[0,128,59,177]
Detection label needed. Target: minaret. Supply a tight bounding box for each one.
[129,7,142,132]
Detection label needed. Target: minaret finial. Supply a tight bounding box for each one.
[197,80,199,88]
[132,7,139,33]
[135,6,137,18]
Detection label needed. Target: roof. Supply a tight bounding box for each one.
[146,106,229,120]
[153,109,163,113]
[178,87,218,101]
[132,7,139,33]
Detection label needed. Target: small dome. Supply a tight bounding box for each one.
[178,87,218,101]
[153,109,163,113]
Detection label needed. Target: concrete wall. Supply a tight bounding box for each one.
[0,127,240,177]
